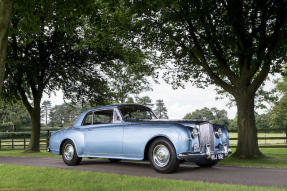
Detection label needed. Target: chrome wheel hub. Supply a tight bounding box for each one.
[153,144,170,167]
[64,144,74,161]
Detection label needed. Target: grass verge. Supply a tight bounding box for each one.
[0,150,60,158]
[0,164,285,191]
[218,148,287,168]
[0,148,286,169]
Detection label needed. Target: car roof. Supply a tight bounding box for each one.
[90,104,150,111]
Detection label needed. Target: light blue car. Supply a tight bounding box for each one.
[48,104,231,173]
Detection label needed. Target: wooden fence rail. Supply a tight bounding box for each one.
[0,128,286,151]
[0,130,51,151]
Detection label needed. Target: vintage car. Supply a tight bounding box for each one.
[48,104,231,173]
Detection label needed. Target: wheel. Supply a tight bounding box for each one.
[195,158,218,167]
[149,138,179,173]
[61,140,82,166]
[108,159,121,163]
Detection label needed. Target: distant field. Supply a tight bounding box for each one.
[229,132,287,145]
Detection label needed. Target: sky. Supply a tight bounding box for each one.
[42,72,277,120]
[43,79,238,120]
[139,80,237,119]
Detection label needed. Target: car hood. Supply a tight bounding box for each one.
[124,119,208,128]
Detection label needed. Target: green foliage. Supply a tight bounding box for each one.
[2,0,153,106]
[154,99,168,119]
[256,113,271,129]
[0,101,31,132]
[135,96,153,107]
[128,1,287,157]
[41,100,52,125]
[183,107,230,129]
[125,97,135,104]
[268,76,287,128]
[1,0,154,151]
[49,103,82,127]
[128,0,287,90]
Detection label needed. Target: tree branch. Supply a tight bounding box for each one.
[17,83,33,113]
[203,13,238,83]
[190,48,234,93]
[249,61,270,94]
[249,4,286,93]
[181,18,234,93]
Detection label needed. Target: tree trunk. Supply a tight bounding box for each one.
[45,110,47,125]
[234,93,262,158]
[0,0,13,93]
[26,107,41,152]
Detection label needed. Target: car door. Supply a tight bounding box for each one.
[83,109,123,156]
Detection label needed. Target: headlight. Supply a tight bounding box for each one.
[193,143,199,151]
[215,128,223,138]
[191,128,199,138]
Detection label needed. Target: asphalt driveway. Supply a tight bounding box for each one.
[0,156,287,188]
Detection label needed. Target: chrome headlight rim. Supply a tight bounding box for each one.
[215,128,223,138]
[191,128,199,138]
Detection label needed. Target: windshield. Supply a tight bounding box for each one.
[119,105,157,121]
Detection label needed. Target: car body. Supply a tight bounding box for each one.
[48,104,232,173]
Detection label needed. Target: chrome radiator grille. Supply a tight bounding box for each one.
[199,123,215,152]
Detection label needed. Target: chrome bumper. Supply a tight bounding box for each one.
[178,149,232,160]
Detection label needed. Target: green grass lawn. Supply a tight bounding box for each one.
[0,148,286,169]
[0,150,60,158]
[218,148,287,168]
[0,164,285,191]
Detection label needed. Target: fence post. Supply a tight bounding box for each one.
[265,129,267,144]
[24,137,26,150]
[46,130,50,149]
[12,138,14,149]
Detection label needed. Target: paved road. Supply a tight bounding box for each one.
[0,156,287,188]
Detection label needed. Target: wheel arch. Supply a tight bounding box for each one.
[143,136,175,160]
[60,138,76,155]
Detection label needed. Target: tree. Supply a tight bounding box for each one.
[2,1,151,152]
[41,100,52,126]
[49,103,81,127]
[269,76,287,128]
[107,63,152,103]
[0,100,31,131]
[125,97,135,104]
[183,107,214,121]
[255,113,270,129]
[129,0,287,158]
[154,99,168,119]
[183,107,230,129]
[210,108,230,129]
[0,0,13,93]
[135,96,153,107]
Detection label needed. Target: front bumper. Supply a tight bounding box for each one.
[178,148,232,160]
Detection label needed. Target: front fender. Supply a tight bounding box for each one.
[49,128,85,155]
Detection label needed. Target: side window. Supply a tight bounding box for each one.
[93,110,113,124]
[82,112,93,126]
[114,110,122,123]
